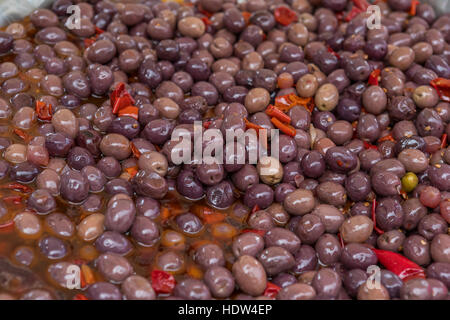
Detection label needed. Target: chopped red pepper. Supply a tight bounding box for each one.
[430,78,450,102]
[372,199,385,235]
[352,0,370,10]
[368,69,381,86]
[110,82,136,114]
[274,7,298,26]
[201,17,212,26]
[263,282,281,298]
[271,117,296,137]
[197,4,212,18]
[73,294,89,300]
[84,38,95,48]
[345,6,363,22]
[241,229,266,236]
[3,196,23,205]
[363,141,378,150]
[265,104,291,124]
[151,270,176,294]
[441,133,448,149]
[377,133,395,143]
[203,120,212,129]
[117,106,139,120]
[244,118,264,134]
[0,182,32,193]
[35,101,52,121]
[130,142,141,159]
[242,11,251,25]
[337,232,345,248]
[94,26,104,34]
[371,249,426,281]
[275,94,314,113]
[0,220,14,232]
[251,204,260,214]
[327,46,340,59]
[409,0,420,16]
[124,165,139,179]
[13,128,32,143]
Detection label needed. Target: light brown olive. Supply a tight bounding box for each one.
[99,133,131,160]
[388,47,415,71]
[412,86,440,109]
[178,17,205,38]
[257,156,283,185]
[315,84,339,111]
[339,215,374,243]
[357,281,390,300]
[296,74,318,98]
[4,143,27,163]
[14,212,43,240]
[283,189,315,216]
[397,149,428,173]
[52,108,78,138]
[138,151,168,176]
[245,88,270,113]
[153,97,180,119]
[77,213,105,242]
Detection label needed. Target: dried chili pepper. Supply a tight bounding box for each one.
[203,120,212,129]
[251,204,260,214]
[371,198,384,235]
[0,182,32,193]
[337,232,345,248]
[430,78,450,102]
[130,142,141,159]
[345,6,363,22]
[363,140,378,150]
[263,282,281,298]
[197,4,213,18]
[242,11,251,25]
[110,82,135,114]
[73,294,89,300]
[81,264,95,286]
[271,117,296,137]
[327,46,341,59]
[368,69,381,86]
[377,133,395,143]
[117,105,139,120]
[244,118,264,134]
[94,26,104,34]
[124,165,139,179]
[441,133,448,149]
[13,128,32,142]
[265,104,291,124]
[274,6,298,26]
[371,248,426,281]
[84,38,95,48]
[409,0,420,16]
[201,17,212,26]
[3,196,23,205]
[151,270,176,294]
[191,205,226,224]
[241,229,266,236]
[0,220,14,232]
[353,0,370,10]
[35,101,52,121]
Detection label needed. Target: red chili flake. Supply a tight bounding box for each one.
[151,270,176,294]
[241,229,266,236]
[130,142,141,159]
[251,204,260,214]
[197,4,212,18]
[441,133,448,150]
[352,0,370,11]
[201,17,212,26]
[409,0,420,16]
[363,141,378,150]
[263,282,281,299]
[13,128,32,143]
[203,120,212,129]
[73,294,89,300]
[371,198,385,235]
[3,196,23,205]
[0,220,14,232]
[271,117,296,137]
[0,182,32,193]
[430,78,450,102]
[117,106,139,120]
[110,82,136,114]
[337,160,344,167]
[242,11,251,25]
[265,104,291,124]
[94,26,104,35]
[335,11,344,21]
[377,133,395,143]
[368,69,381,86]
[327,46,341,59]
[274,6,298,26]
[345,6,363,22]
[337,232,345,248]
[244,118,264,135]
[35,101,52,121]
[84,38,95,48]
[124,165,139,179]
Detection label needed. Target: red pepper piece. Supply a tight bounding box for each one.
[124,165,139,179]
[265,104,291,124]
[244,118,264,135]
[352,0,370,11]
[0,182,32,193]
[430,78,450,102]
[263,282,281,298]
[241,229,266,236]
[84,38,95,48]
[201,17,212,26]
[242,11,251,25]
[274,7,298,26]
[203,120,212,129]
[0,220,14,232]
[441,133,448,149]
[3,196,23,205]
[94,26,104,35]
[337,233,345,248]
[363,140,378,150]
[345,6,363,22]
[251,204,260,214]
[371,248,426,281]
[377,133,395,143]
[117,106,139,120]
[368,69,381,86]
[13,128,32,143]
[371,199,385,235]
[197,4,213,18]
[409,0,420,16]
[271,117,296,137]
[73,294,89,300]
[327,46,341,59]
[151,270,176,294]
[130,142,141,159]
[35,101,52,121]
[110,82,136,114]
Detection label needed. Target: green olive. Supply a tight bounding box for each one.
[401,172,418,193]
